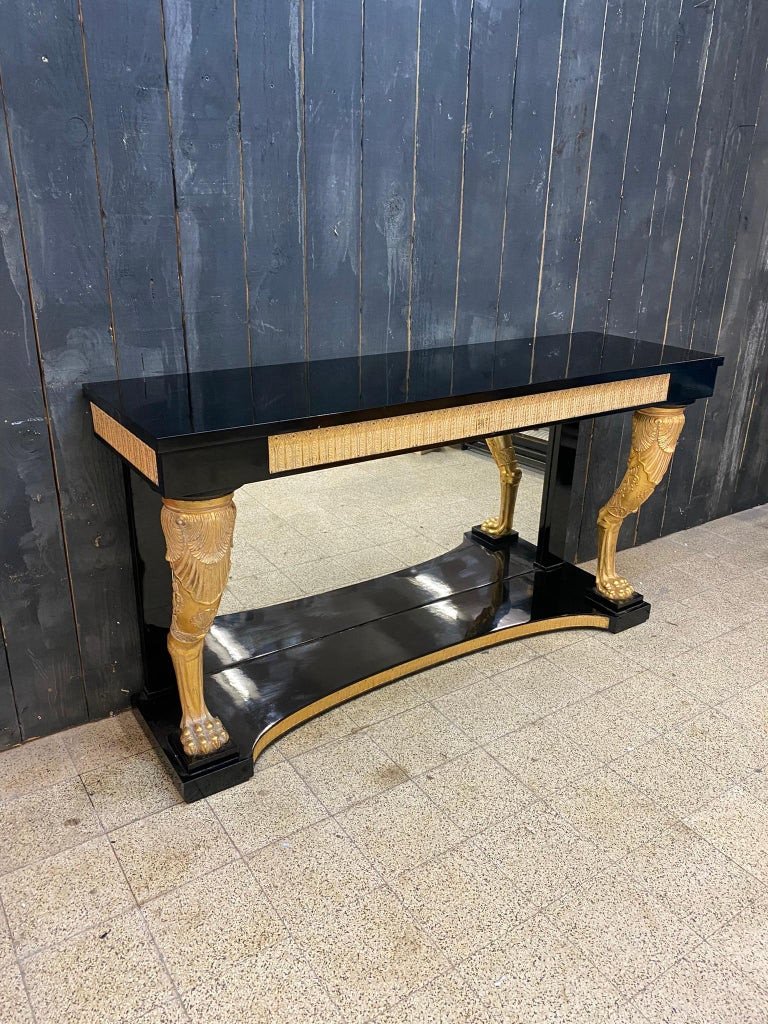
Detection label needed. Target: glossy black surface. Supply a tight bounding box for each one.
[136,532,649,801]
[85,333,722,451]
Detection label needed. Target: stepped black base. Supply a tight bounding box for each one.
[135,532,650,802]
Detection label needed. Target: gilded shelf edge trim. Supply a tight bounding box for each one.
[251,613,611,761]
[91,403,159,485]
[267,375,671,473]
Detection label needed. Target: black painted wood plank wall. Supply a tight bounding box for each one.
[0,0,766,746]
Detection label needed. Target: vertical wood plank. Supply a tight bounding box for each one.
[0,0,143,720]
[408,0,473,397]
[0,104,84,741]
[496,0,565,347]
[163,0,250,370]
[238,0,306,366]
[80,0,187,378]
[359,0,420,403]
[303,0,363,361]
[453,0,520,351]
[533,0,607,374]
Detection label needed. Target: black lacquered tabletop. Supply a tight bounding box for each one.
[84,332,722,448]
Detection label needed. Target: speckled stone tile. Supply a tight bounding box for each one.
[127,999,190,1024]
[416,748,535,836]
[496,657,599,717]
[63,711,151,774]
[392,841,534,960]
[143,859,284,991]
[670,708,768,781]
[23,910,172,1024]
[179,938,343,1023]
[718,682,768,735]
[272,704,358,759]
[375,971,504,1024]
[459,914,621,1022]
[290,730,407,813]
[81,748,182,831]
[0,778,102,875]
[475,801,611,908]
[663,636,766,703]
[620,824,764,938]
[432,677,538,744]
[604,672,705,729]
[343,678,424,728]
[547,768,676,860]
[634,944,768,1024]
[545,867,700,996]
[0,733,77,801]
[409,655,491,701]
[366,702,475,777]
[687,786,768,882]
[547,692,659,763]
[0,836,134,958]
[289,885,449,1020]
[337,781,463,876]
[545,635,640,692]
[207,761,327,853]
[249,818,383,926]
[611,736,731,817]
[0,903,14,965]
[0,961,35,1024]
[706,898,768,992]
[486,719,602,796]
[110,801,237,903]
[463,638,538,677]
[592,607,693,671]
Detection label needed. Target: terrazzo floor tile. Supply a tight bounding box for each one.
[289,885,450,1020]
[110,801,238,903]
[0,962,36,1024]
[63,711,151,774]
[662,636,766,703]
[686,786,768,882]
[432,676,538,743]
[545,635,641,692]
[374,970,504,1024]
[0,777,102,875]
[475,801,612,908]
[0,733,76,801]
[207,760,327,853]
[249,818,383,926]
[603,672,705,729]
[391,841,534,960]
[706,897,768,992]
[343,678,424,728]
[143,859,285,991]
[717,681,768,734]
[459,914,622,1023]
[22,910,173,1024]
[416,748,535,836]
[486,719,602,796]
[336,781,464,876]
[547,768,677,860]
[496,657,600,717]
[127,998,191,1024]
[546,692,659,763]
[408,656,491,701]
[81,748,182,831]
[179,938,344,1024]
[669,708,768,781]
[291,730,408,812]
[620,824,765,938]
[272,704,358,759]
[610,736,732,817]
[365,702,476,777]
[0,836,134,958]
[633,944,768,1024]
[544,867,701,996]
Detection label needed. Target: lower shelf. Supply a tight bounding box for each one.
[136,533,649,801]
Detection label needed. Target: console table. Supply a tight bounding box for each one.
[84,332,722,800]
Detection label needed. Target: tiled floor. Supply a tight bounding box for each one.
[1,449,768,1023]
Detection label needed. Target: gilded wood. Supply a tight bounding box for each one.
[267,375,671,472]
[90,404,159,485]
[251,613,611,760]
[596,406,686,601]
[479,434,522,537]
[161,494,236,756]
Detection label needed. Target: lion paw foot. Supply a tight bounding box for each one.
[181,715,229,757]
[596,575,636,603]
[479,516,506,538]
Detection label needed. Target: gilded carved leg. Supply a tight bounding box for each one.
[160,494,236,757]
[595,406,685,602]
[479,434,523,538]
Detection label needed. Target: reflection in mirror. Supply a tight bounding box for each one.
[220,433,547,614]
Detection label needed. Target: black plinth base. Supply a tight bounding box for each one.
[471,524,519,548]
[135,533,651,801]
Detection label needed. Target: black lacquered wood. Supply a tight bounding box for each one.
[135,533,646,801]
